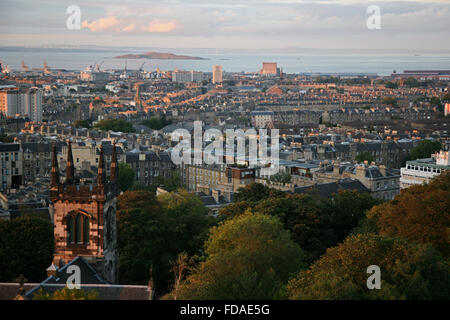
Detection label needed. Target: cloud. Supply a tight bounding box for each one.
[81,15,177,34]
[141,20,177,32]
[122,23,137,32]
[81,16,119,32]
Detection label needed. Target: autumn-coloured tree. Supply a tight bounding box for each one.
[170,213,307,300]
[169,252,192,300]
[219,190,381,264]
[32,287,99,300]
[287,233,449,300]
[367,172,450,257]
[218,201,251,219]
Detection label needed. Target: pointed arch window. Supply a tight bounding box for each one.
[67,216,74,243]
[66,210,91,245]
[76,214,82,243]
[83,216,90,244]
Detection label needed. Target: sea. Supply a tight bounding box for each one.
[1,48,450,76]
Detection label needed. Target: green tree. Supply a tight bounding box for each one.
[118,163,135,192]
[0,133,14,143]
[219,201,251,219]
[287,233,449,300]
[117,190,215,297]
[430,96,441,106]
[94,119,135,133]
[154,170,183,192]
[73,120,90,129]
[0,216,53,282]
[250,194,327,263]
[142,114,172,130]
[32,287,99,300]
[356,151,375,164]
[170,213,307,299]
[319,190,382,243]
[235,183,284,203]
[221,190,381,264]
[382,96,397,106]
[404,77,421,88]
[406,140,442,161]
[270,172,292,183]
[385,81,399,89]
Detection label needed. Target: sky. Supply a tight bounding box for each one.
[1,0,450,52]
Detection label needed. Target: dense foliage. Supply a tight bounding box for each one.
[33,287,99,300]
[0,216,54,282]
[94,118,135,133]
[118,162,135,192]
[287,233,449,300]
[355,151,375,164]
[367,172,450,257]
[222,184,382,263]
[141,115,172,130]
[405,140,442,162]
[167,213,306,299]
[73,120,90,129]
[117,189,216,296]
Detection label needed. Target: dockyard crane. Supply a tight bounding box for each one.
[21,60,29,72]
[95,61,104,72]
[139,61,146,72]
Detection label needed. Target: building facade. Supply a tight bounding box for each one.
[0,87,43,122]
[0,143,23,191]
[400,151,450,189]
[212,65,223,84]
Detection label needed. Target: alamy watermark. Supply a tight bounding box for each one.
[66,5,81,30]
[367,265,381,290]
[66,265,81,289]
[367,5,381,30]
[170,121,280,176]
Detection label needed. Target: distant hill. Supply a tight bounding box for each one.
[114,51,206,60]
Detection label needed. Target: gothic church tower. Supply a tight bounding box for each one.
[50,140,119,284]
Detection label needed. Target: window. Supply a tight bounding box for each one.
[67,216,74,243]
[67,211,90,245]
[84,216,90,243]
[76,215,82,243]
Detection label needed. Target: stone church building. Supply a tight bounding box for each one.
[50,140,119,284]
[0,141,153,300]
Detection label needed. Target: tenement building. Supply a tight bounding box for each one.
[0,143,22,191]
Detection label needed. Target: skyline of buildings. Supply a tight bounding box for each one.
[0,45,448,302]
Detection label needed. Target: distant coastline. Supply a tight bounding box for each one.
[114,51,206,60]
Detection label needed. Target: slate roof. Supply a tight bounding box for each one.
[294,179,369,198]
[0,143,20,152]
[19,256,151,300]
